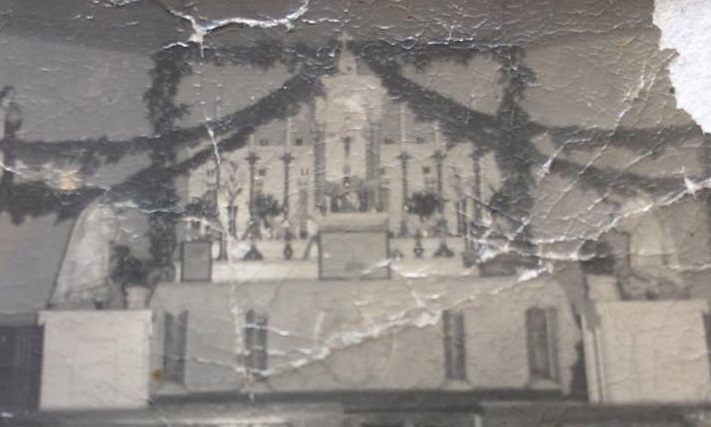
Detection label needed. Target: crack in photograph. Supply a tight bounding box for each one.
[1,0,711,426]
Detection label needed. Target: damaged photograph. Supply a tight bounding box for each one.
[1,0,711,425]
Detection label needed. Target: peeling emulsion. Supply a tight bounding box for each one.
[654,0,711,133]
[154,0,311,49]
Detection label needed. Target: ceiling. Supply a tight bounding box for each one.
[0,0,657,56]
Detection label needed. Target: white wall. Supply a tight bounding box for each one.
[38,310,152,410]
[584,300,711,403]
[149,275,580,395]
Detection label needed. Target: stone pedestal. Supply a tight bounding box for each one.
[125,286,151,310]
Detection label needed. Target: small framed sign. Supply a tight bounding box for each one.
[318,214,390,280]
[180,241,212,282]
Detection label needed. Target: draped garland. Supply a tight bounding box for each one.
[0,37,705,270]
[143,45,192,279]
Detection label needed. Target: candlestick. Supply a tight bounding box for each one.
[433,148,453,258]
[397,150,412,237]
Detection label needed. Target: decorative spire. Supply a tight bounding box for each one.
[337,30,358,75]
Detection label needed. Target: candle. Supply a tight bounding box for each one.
[433,121,441,149]
[399,103,406,145]
[285,116,292,154]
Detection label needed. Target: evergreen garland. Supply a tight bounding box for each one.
[0,36,702,257]
[143,45,194,281]
[488,46,538,259]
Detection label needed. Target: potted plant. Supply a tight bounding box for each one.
[110,245,150,309]
[406,191,442,257]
